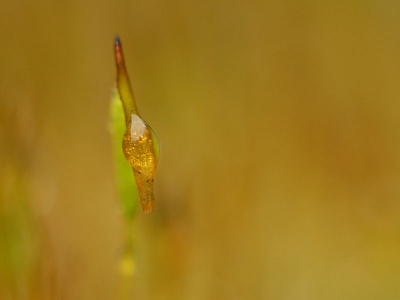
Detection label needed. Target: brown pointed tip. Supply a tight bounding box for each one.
[114,35,120,46]
[114,35,124,66]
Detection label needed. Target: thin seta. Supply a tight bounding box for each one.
[114,35,159,213]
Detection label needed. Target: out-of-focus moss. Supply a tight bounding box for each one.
[110,87,139,220]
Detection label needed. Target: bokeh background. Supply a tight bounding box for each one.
[2,1,400,299]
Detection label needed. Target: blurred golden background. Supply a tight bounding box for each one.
[2,1,400,299]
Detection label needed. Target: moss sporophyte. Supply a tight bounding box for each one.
[113,35,159,213]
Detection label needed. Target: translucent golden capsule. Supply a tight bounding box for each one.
[123,114,159,212]
[115,36,159,213]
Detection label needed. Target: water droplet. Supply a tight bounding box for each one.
[122,114,159,212]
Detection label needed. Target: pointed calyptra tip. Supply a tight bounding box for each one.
[115,34,120,46]
[114,35,124,66]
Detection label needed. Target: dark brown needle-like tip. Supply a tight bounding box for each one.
[114,35,124,66]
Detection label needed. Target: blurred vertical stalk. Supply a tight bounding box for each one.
[0,99,39,299]
[110,87,139,300]
[117,218,136,300]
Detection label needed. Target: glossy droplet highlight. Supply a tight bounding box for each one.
[123,114,159,212]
